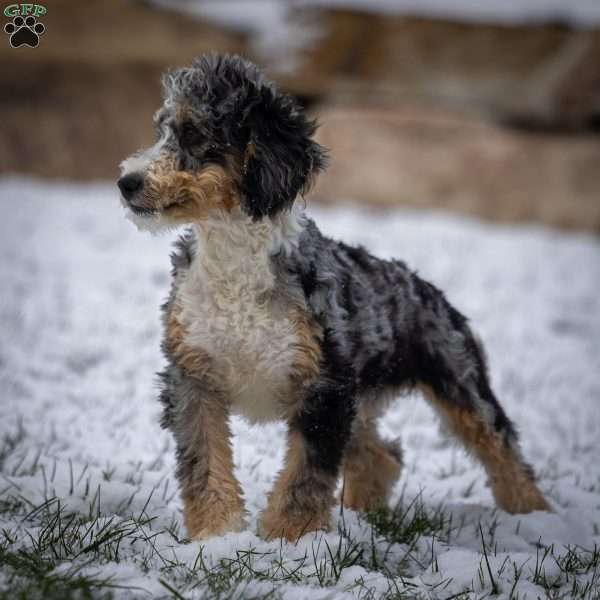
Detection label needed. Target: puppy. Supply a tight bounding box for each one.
[118,54,548,541]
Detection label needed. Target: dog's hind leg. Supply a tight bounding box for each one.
[422,383,548,513]
[341,401,403,512]
[413,303,549,513]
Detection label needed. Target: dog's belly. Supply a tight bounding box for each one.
[179,289,300,423]
[227,366,291,423]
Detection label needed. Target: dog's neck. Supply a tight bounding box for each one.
[190,205,305,294]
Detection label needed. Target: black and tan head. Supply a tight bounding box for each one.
[118,54,327,231]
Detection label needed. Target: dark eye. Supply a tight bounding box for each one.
[180,121,202,148]
[203,144,220,160]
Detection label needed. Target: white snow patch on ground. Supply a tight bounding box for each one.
[0,177,599,598]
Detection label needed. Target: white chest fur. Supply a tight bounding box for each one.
[176,209,305,423]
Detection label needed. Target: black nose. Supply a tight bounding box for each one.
[118,173,143,200]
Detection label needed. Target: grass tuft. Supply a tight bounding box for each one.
[366,493,450,547]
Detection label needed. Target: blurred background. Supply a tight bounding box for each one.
[1,0,599,231]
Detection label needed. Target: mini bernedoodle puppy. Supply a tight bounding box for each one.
[118,54,548,541]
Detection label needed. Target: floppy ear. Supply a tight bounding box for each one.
[239,87,328,219]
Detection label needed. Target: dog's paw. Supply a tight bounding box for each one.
[493,480,551,514]
[189,509,248,540]
[4,15,45,48]
[341,440,402,512]
[257,508,331,541]
[184,494,247,540]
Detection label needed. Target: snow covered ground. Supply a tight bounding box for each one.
[0,177,599,598]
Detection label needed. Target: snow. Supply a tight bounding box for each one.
[0,177,599,598]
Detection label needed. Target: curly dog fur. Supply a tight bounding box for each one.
[118,54,548,541]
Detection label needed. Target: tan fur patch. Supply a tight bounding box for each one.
[244,139,257,163]
[259,430,334,540]
[183,398,246,539]
[289,308,323,387]
[145,157,238,220]
[421,385,549,514]
[166,304,214,381]
[175,106,191,123]
[342,427,402,512]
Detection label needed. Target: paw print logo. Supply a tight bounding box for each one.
[4,15,45,48]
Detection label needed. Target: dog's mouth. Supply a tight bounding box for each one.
[126,196,192,218]
[127,204,159,217]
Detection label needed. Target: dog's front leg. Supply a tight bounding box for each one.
[259,378,355,541]
[162,370,246,540]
